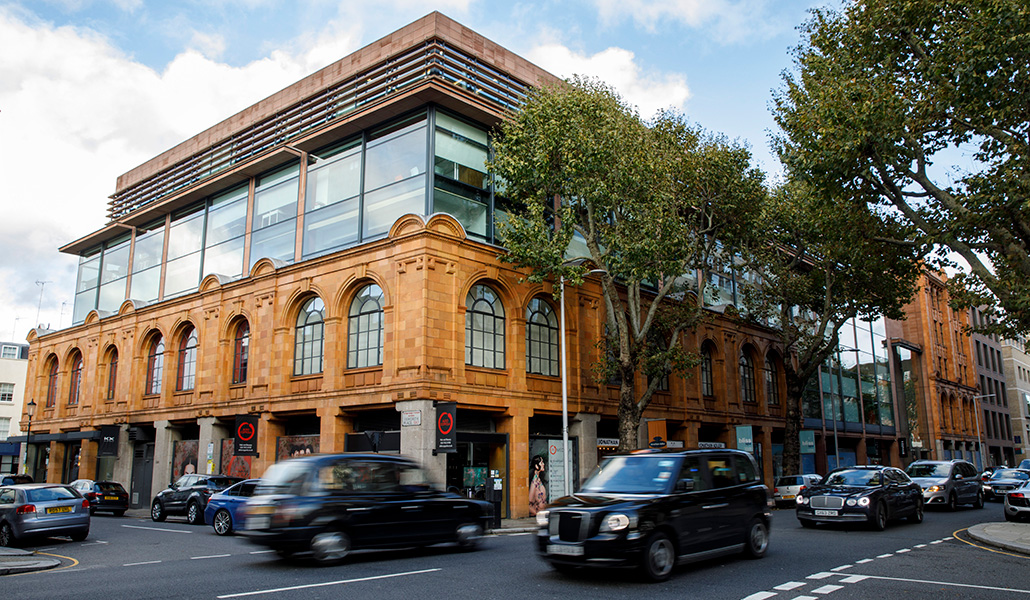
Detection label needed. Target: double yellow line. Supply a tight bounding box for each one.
[5,551,78,577]
[954,527,1030,560]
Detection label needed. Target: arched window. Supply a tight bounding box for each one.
[295,297,325,375]
[525,297,559,376]
[348,284,384,368]
[740,352,756,403]
[106,348,118,401]
[465,284,505,369]
[68,352,83,405]
[146,336,164,395]
[765,356,780,406]
[700,344,714,397]
[177,326,198,391]
[232,321,249,384]
[46,358,59,407]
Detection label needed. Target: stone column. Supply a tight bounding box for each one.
[47,440,66,484]
[396,400,446,487]
[111,424,133,486]
[79,435,98,480]
[570,413,599,485]
[499,407,531,518]
[152,420,181,499]
[198,417,231,475]
[318,405,351,454]
[254,413,284,475]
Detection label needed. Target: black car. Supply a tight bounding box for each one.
[796,465,923,530]
[151,474,243,524]
[240,453,492,564]
[1,474,33,486]
[983,468,1030,501]
[536,449,771,582]
[70,479,129,516]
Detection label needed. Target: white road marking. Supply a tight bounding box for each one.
[216,568,443,598]
[774,582,806,591]
[121,524,192,534]
[876,553,893,558]
[840,575,868,584]
[811,584,843,594]
[914,544,927,548]
[896,548,911,553]
[943,537,953,541]
[191,553,232,560]
[856,558,874,564]
[249,550,275,554]
[124,560,162,566]
[741,592,777,600]
[930,540,943,544]
[503,532,533,536]
[830,565,852,571]
[789,596,818,600]
[857,574,1030,594]
[807,572,835,580]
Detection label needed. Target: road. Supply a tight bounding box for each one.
[3,502,1028,599]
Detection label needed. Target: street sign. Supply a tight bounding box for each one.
[435,402,456,453]
[234,415,259,456]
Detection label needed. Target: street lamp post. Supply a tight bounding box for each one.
[971,394,993,470]
[23,399,36,476]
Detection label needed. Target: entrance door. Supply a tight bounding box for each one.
[130,443,154,508]
[64,444,81,483]
[445,432,508,516]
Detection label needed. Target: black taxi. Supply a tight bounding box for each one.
[536,449,771,582]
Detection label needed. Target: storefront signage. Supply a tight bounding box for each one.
[401,410,421,427]
[800,430,816,454]
[234,415,259,456]
[597,438,620,447]
[98,425,120,457]
[666,440,684,449]
[698,441,725,449]
[435,402,457,453]
[736,425,754,453]
[648,436,667,448]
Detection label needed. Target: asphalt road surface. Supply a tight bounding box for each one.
[4,502,1028,600]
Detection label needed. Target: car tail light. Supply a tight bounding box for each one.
[86,492,98,500]
[1013,492,1027,499]
[799,486,806,492]
[82,499,90,509]
[773,488,779,493]
[16,504,36,514]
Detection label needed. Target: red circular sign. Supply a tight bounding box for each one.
[437,412,454,435]
[237,421,256,441]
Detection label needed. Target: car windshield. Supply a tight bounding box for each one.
[97,482,125,492]
[906,464,950,478]
[256,460,314,495]
[26,487,78,502]
[580,455,680,494]
[992,469,1030,481]
[823,469,883,487]
[776,476,802,487]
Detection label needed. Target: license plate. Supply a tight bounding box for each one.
[47,506,73,514]
[814,509,838,517]
[547,544,584,556]
[248,516,270,530]
[104,496,119,501]
[782,494,795,500]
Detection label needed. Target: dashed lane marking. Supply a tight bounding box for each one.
[774,582,806,591]
[830,564,852,571]
[216,568,442,599]
[249,550,275,554]
[875,553,892,558]
[896,548,911,553]
[191,554,232,560]
[855,558,874,564]
[840,575,868,583]
[741,592,777,600]
[121,524,192,534]
[811,584,843,594]
[807,572,835,580]
[124,560,162,567]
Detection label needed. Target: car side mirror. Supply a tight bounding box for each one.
[954,474,964,481]
[675,479,695,492]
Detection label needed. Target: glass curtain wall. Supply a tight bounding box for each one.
[250,163,300,270]
[363,115,427,239]
[433,112,489,239]
[304,139,362,258]
[130,222,165,304]
[165,206,206,298]
[203,185,248,279]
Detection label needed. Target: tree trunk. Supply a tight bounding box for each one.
[781,368,804,477]
[617,374,640,453]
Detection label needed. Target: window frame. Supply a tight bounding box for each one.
[465,284,506,370]
[176,327,198,391]
[294,297,326,376]
[739,352,757,403]
[525,297,559,377]
[232,321,250,385]
[146,337,165,396]
[347,284,385,369]
[68,352,83,405]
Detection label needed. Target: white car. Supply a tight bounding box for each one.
[1004,480,1030,522]
[773,474,822,508]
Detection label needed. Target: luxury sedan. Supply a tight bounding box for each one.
[796,465,923,530]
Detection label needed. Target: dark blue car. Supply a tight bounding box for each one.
[204,479,259,535]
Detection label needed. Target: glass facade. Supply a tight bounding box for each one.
[72,108,507,326]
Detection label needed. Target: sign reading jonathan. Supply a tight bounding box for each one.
[436,402,457,453]
[234,415,259,456]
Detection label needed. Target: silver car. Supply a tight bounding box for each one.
[773,474,822,508]
[0,484,91,547]
[1004,481,1030,522]
[905,459,984,510]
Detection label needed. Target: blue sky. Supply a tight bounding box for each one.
[0,0,825,338]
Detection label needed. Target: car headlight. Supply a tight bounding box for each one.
[796,495,809,505]
[600,513,637,532]
[535,510,550,528]
[858,497,871,507]
[984,484,993,490]
[928,485,944,493]
[846,498,857,506]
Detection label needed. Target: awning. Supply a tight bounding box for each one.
[5,430,102,444]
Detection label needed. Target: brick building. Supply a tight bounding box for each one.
[16,13,904,516]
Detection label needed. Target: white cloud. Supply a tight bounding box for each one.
[0,8,359,335]
[525,43,691,118]
[591,0,790,44]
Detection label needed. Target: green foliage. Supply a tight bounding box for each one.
[490,77,765,451]
[773,0,1030,336]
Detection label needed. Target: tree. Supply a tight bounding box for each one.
[740,179,922,476]
[490,77,766,452]
[773,0,1030,336]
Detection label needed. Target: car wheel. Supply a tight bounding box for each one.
[1005,511,1017,522]
[310,529,351,565]
[455,523,483,551]
[151,500,166,522]
[869,502,888,531]
[186,501,202,525]
[743,518,769,558]
[0,522,15,547]
[946,492,958,511]
[639,531,676,582]
[908,499,924,523]
[70,528,89,542]
[973,491,985,509]
[213,509,233,536]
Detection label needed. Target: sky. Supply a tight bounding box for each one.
[0,0,829,341]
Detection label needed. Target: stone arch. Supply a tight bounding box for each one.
[278,285,332,331]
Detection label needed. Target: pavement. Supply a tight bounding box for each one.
[6,514,1024,576]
